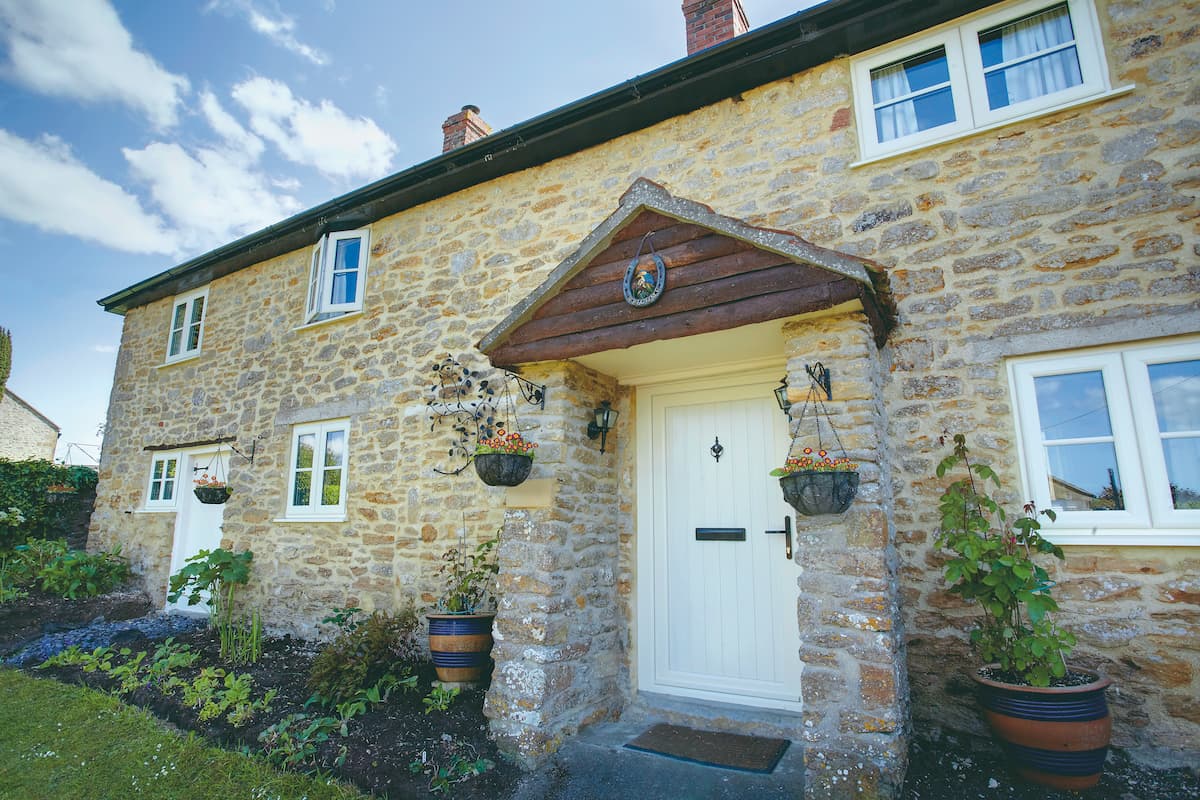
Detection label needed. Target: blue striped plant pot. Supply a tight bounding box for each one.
[427,613,496,684]
[973,667,1113,790]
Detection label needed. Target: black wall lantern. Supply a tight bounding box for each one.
[587,401,619,454]
[774,377,792,417]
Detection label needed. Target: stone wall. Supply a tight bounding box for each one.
[92,0,1199,774]
[0,391,58,461]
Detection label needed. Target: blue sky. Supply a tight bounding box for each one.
[0,0,818,463]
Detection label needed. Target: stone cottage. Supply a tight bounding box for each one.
[0,388,60,461]
[92,0,1198,794]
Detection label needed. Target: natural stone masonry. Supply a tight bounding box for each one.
[0,389,58,461]
[92,0,1199,791]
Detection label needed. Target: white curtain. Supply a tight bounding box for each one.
[872,63,919,142]
[997,6,1082,106]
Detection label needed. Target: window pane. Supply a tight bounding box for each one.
[152,460,164,480]
[150,481,161,501]
[324,430,345,467]
[871,48,955,142]
[334,238,361,271]
[1045,442,1124,511]
[293,471,311,506]
[321,468,342,506]
[165,459,177,479]
[295,433,315,469]
[1148,360,1200,433]
[187,322,201,351]
[162,477,174,500]
[171,303,186,331]
[1163,438,1200,509]
[1033,371,1113,440]
[330,271,357,305]
[189,296,205,325]
[979,4,1082,109]
[168,330,182,357]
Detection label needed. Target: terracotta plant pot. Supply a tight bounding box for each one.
[972,667,1113,790]
[778,470,859,516]
[473,453,533,487]
[193,486,231,505]
[427,612,496,684]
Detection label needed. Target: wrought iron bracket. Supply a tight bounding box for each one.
[228,434,265,466]
[806,363,832,401]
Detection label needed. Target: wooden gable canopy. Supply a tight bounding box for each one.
[479,179,895,367]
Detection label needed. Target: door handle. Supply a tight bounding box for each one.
[764,514,793,560]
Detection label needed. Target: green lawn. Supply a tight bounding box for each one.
[0,668,371,800]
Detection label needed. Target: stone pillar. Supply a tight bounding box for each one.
[782,313,909,799]
[484,361,625,768]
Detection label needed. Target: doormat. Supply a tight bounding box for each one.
[624,723,790,774]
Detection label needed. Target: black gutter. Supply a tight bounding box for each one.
[98,0,1000,314]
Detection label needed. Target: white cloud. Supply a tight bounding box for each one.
[0,0,189,128]
[91,344,117,354]
[123,140,303,254]
[231,76,396,181]
[199,90,264,160]
[0,129,176,254]
[208,0,329,66]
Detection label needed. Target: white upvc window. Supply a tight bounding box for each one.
[165,288,208,362]
[145,453,180,509]
[285,419,350,519]
[305,229,369,323]
[1009,338,1200,545]
[852,0,1113,160]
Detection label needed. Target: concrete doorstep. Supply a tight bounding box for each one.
[508,708,805,800]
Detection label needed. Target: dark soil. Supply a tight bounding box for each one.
[32,626,521,799]
[0,587,150,656]
[902,729,1200,799]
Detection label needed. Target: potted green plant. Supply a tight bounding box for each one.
[770,447,859,516]
[427,534,499,684]
[473,429,537,487]
[934,434,1112,790]
[193,472,231,504]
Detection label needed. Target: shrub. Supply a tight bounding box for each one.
[167,548,260,664]
[307,604,421,704]
[0,459,97,552]
[36,545,129,599]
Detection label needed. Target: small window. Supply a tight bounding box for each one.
[305,230,369,323]
[286,419,350,518]
[145,454,180,509]
[1010,338,1200,545]
[165,288,208,362]
[853,0,1111,159]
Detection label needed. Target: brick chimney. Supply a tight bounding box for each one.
[441,104,492,153]
[682,0,750,56]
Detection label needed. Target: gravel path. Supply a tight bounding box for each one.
[3,612,206,667]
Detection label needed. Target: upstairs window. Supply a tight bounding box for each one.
[145,453,179,509]
[306,230,369,323]
[165,288,208,363]
[853,0,1111,159]
[286,419,350,519]
[1009,338,1200,545]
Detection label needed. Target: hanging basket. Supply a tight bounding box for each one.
[474,453,533,487]
[779,470,859,516]
[193,486,232,505]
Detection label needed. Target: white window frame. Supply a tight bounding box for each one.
[852,0,1114,161]
[1009,337,1200,546]
[284,418,351,520]
[145,453,181,510]
[305,229,369,324]
[164,287,208,363]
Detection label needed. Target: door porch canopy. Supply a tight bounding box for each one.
[478,178,896,367]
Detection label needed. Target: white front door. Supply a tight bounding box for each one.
[636,371,802,711]
[166,449,229,613]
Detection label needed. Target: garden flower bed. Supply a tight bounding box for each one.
[24,623,519,799]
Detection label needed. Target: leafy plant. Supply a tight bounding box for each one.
[35,545,129,599]
[322,606,364,634]
[307,604,421,704]
[409,740,494,795]
[167,548,260,664]
[934,434,1076,687]
[422,684,460,714]
[0,459,97,551]
[0,554,28,603]
[435,534,499,614]
[259,713,347,772]
[172,666,275,727]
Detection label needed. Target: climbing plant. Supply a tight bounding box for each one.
[0,459,97,553]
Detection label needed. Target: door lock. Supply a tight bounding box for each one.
[765,514,793,560]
